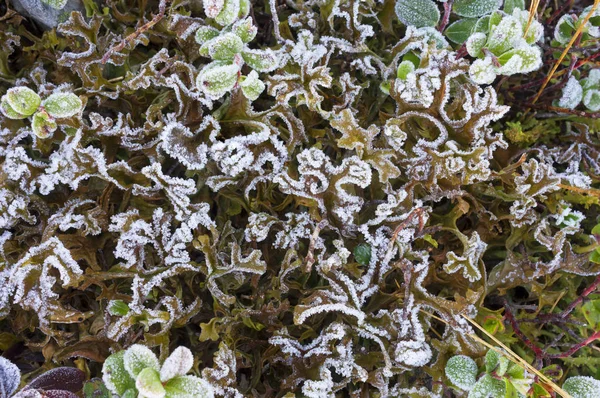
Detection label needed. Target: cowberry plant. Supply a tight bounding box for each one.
[2,0,600,397]
[446,350,600,397]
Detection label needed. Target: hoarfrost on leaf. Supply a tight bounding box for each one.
[445,355,478,391]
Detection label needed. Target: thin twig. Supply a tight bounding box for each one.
[101,0,169,64]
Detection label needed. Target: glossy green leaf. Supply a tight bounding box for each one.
[453,0,501,18]
[394,0,440,28]
[445,18,478,44]
[43,93,83,118]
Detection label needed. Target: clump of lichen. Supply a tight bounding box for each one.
[1,0,600,397]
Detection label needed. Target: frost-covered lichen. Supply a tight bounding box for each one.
[1,0,600,397]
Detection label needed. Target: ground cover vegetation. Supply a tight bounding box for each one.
[1,0,600,396]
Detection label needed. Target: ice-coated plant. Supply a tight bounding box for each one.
[558,70,600,112]
[102,345,214,398]
[554,5,600,45]
[445,350,534,397]
[0,87,83,137]
[195,17,277,100]
[562,376,600,398]
[203,0,250,27]
[2,0,600,397]
[465,7,543,84]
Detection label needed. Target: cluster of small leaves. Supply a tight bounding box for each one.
[0,0,600,397]
[1,87,83,138]
[446,350,600,397]
[102,345,213,398]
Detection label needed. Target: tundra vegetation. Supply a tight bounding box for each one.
[1,0,600,397]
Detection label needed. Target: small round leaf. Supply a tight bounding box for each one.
[160,346,194,382]
[394,0,440,28]
[164,375,215,398]
[453,0,501,18]
[102,351,136,395]
[445,355,478,391]
[136,368,166,398]
[43,93,83,118]
[563,376,600,398]
[445,19,478,44]
[5,87,41,116]
[0,357,21,398]
[123,344,160,378]
[239,71,265,101]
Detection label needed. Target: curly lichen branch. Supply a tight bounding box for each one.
[101,0,170,65]
[303,219,328,273]
[382,207,426,265]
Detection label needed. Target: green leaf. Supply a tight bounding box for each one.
[396,60,416,79]
[203,33,244,61]
[199,318,221,342]
[453,0,501,18]
[563,376,600,398]
[232,17,257,43]
[497,46,542,75]
[485,349,500,373]
[241,49,278,72]
[445,18,478,44]
[43,93,83,118]
[123,344,160,378]
[122,389,137,398]
[160,347,194,382]
[4,87,41,116]
[196,61,240,99]
[102,351,136,395]
[445,355,478,391]
[466,32,487,58]
[195,26,220,45]
[83,379,111,398]
[469,374,506,397]
[136,367,166,398]
[487,16,522,55]
[108,300,130,316]
[504,379,519,398]
[1,96,28,119]
[215,0,239,26]
[32,110,58,139]
[422,234,439,248]
[353,243,372,266]
[581,299,600,329]
[590,249,600,264]
[592,223,600,235]
[394,0,440,28]
[583,89,600,112]
[164,375,215,398]
[505,362,524,379]
[503,0,524,13]
[239,70,265,101]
